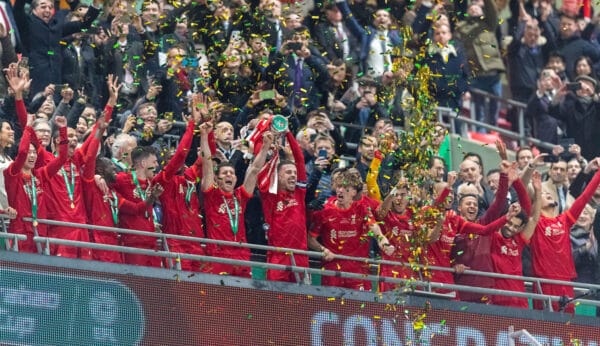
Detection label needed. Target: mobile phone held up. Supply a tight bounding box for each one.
[285,42,302,52]
[259,90,275,101]
[318,149,328,160]
[566,82,582,92]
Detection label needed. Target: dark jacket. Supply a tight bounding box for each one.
[13,0,100,95]
[548,93,600,160]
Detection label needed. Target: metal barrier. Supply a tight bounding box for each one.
[1,216,595,311]
[436,105,555,151]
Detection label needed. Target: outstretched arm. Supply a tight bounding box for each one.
[243,131,274,193]
[366,151,383,201]
[199,122,215,192]
[43,117,69,178]
[7,121,34,176]
[286,130,306,182]
[159,120,195,181]
[82,118,107,181]
[523,171,543,241]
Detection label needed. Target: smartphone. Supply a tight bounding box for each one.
[259,90,275,100]
[285,42,302,51]
[566,82,582,91]
[18,57,28,70]
[559,137,575,153]
[318,149,328,159]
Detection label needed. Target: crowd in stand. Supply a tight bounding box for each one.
[0,0,599,313]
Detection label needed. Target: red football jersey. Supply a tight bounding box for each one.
[203,185,252,260]
[379,209,415,280]
[310,198,373,274]
[491,231,529,308]
[113,172,156,245]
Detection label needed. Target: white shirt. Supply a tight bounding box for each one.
[366,30,390,78]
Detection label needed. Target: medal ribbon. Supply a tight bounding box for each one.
[131,170,158,223]
[185,181,195,208]
[222,196,239,237]
[109,191,119,226]
[24,176,38,224]
[61,162,76,207]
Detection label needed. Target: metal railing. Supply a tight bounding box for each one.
[437,108,555,152]
[1,216,596,312]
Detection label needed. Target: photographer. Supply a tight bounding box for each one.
[264,25,329,120]
[548,74,600,160]
[341,76,389,145]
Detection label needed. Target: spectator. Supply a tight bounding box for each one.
[341,76,388,144]
[525,68,565,147]
[454,0,505,132]
[541,159,570,215]
[336,0,403,78]
[420,23,470,112]
[13,0,102,95]
[313,3,358,64]
[507,4,545,106]
[548,74,600,160]
[543,11,600,80]
[571,205,598,284]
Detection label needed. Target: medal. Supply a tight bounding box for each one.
[70,202,75,209]
[33,221,38,227]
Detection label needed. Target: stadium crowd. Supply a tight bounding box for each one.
[0,0,599,313]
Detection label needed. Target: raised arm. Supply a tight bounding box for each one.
[286,130,306,182]
[82,118,107,181]
[43,117,68,177]
[459,213,509,236]
[479,161,511,225]
[7,122,34,176]
[159,120,195,181]
[375,184,397,220]
[6,64,30,128]
[243,131,274,193]
[522,171,543,241]
[336,0,367,39]
[366,151,383,201]
[199,122,215,192]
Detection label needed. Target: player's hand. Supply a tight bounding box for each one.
[322,248,335,261]
[55,115,67,128]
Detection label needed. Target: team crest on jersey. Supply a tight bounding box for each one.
[276,199,299,211]
[351,214,356,225]
[391,226,399,237]
[501,245,508,255]
[330,229,337,242]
